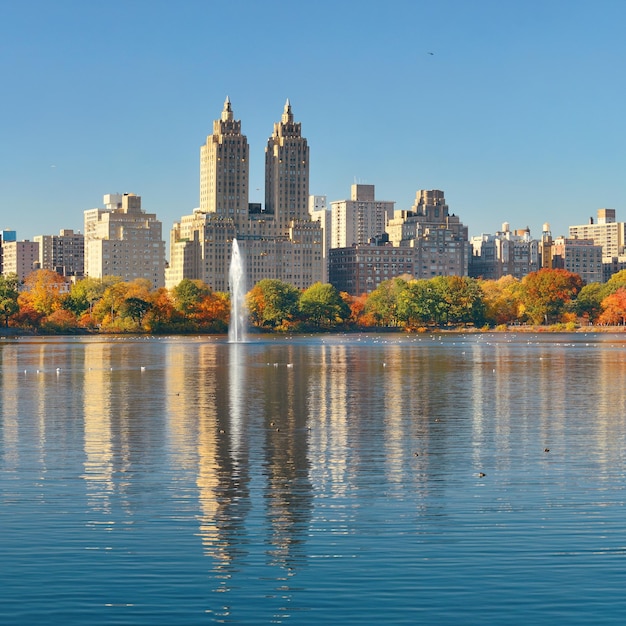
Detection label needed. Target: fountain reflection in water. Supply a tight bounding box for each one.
[228,238,247,343]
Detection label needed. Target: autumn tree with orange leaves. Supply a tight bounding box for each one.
[518,268,583,324]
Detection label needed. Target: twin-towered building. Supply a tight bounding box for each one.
[166,98,324,291]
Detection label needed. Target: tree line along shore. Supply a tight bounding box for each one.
[2,268,626,335]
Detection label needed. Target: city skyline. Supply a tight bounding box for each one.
[2,0,625,242]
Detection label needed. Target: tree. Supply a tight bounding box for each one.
[480,275,521,326]
[573,282,605,324]
[299,282,350,329]
[598,288,626,326]
[120,297,152,325]
[432,276,486,326]
[0,273,20,327]
[19,269,68,316]
[195,291,230,332]
[64,276,120,323]
[519,268,583,324]
[396,279,443,327]
[365,278,407,327]
[246,279,300,329]
[172,279,212,316]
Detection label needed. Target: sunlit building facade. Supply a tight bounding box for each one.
[84,193,166,288]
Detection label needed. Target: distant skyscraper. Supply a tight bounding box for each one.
[199,96,250,224]
[265,100,310,235]
[84,193,165,288]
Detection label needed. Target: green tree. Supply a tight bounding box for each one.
[299,282,350,329]
[0,273,20,327]
[120,297,152,325]
[432,276,486,326]
[365,278,407,327]
[396,279,443,327]
[573,282,604,323]
[64,276,119,318]
[246,279,300,329]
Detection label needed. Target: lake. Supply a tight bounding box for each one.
[1,332,626,624]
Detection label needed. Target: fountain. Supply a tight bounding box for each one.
[228,238,247,343]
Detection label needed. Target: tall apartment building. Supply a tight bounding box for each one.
[33,229,84,277]
[84,193,165,288]
[2,240,39,280]
[331,184,395,248]
[469,223,540,280]
[167,98,323,291]
[569,209,626,281]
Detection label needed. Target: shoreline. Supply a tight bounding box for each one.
[2,324,626,338]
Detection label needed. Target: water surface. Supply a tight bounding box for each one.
[1,333,626,624]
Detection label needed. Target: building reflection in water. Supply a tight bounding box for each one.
[82,342,115,517]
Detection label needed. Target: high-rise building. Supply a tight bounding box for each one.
[33,229,84,277]
[569,209,626,258]
[199,96,250,224]
[167,99,323,292]
[331,184,395,248]
[265,100,310,235]
[84,193,165,288]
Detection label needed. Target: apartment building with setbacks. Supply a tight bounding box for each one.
[84,193,165,289]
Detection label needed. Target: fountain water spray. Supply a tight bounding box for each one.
[228,238,247,343]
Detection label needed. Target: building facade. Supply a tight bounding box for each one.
[550,236,603,284]
[308,195,331,283]
[34,229,84,277]
[1,240,39,280]
[331,184,395,249]
[469,223,540,280]
[329,190,470,295]
[568,209,626,282]
[84,193,166,288]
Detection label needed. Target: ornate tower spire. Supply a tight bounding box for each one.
[281,98,293,124]
[221,96,234,122]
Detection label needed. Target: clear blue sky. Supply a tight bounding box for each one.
[2,0,625,244]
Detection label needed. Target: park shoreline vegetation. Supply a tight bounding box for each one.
[3,268,626,336]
